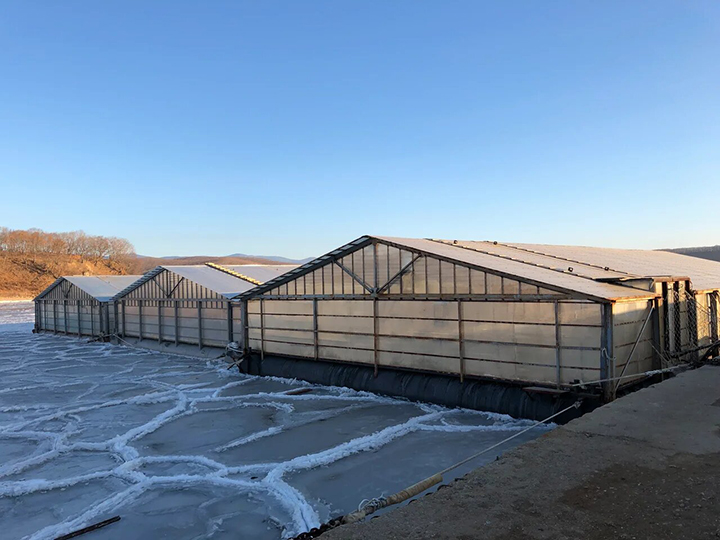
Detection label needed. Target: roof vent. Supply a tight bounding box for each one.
[453,240,458,244]
[568,267,574,272]
[493,241,498,245]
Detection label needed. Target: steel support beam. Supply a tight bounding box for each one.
[197,301,203,349]
[227,302,234,343]
[335,260,373,294]
[711,292,719,342]
[138,299,143,341]
[174,300,179,346]
[113,302,119,339]
[377,254,422,294]
[601,303,615,402]
[554,300,561,388]
[373,297,379,377]
[313,298,319,360]
[240,299,249,354]
[661,282,670,352]
[260,298,265,362]
[458,299,465,383]
[651,298,662,370]
[158,301,162,344]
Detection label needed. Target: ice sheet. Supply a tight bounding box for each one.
[0,303,553,539]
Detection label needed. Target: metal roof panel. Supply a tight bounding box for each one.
[54,275,143,302]
[375,237,657,302]
[504,243,720,292]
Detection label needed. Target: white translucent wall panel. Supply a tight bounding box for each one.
[613,299,654,385]
[250,297,603,387]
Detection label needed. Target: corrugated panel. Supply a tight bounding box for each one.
[503,243,720,292]
[376,237,656,302]
[221,265,298,284]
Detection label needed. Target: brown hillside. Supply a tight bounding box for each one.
[0,253,133,301]
[0,254,280,300]
[0,227,280,300]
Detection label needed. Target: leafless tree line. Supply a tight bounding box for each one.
[0,227,135,261]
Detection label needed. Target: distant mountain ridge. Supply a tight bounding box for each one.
[227,253,315,265]
[144,253,314,265]
[662,245,720,263]
[131,254,288,274]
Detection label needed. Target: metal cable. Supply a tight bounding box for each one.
[438,400,581,476]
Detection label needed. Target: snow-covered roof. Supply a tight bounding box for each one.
[220,264,297,284]
[35,275,142,302]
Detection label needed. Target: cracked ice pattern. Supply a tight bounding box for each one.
[0,303,551,539]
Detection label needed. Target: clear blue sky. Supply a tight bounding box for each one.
[1,1,718,258]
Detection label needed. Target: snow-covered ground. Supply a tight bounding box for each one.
[0,302,551,539]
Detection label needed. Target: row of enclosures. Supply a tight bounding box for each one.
[34,238,720,401]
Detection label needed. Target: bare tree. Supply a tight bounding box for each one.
[0,227,136,272]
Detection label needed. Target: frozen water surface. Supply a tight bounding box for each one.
[0,302,552,539]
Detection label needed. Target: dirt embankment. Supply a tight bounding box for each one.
[0,253,131,300]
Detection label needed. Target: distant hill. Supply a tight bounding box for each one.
[0,253,132,301]
[137,253,314,269]
[227,253,315,265]
[0,227,137,300]
[129,254,284,274]
[662,245,720,263]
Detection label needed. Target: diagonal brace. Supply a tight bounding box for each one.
[614,304,654,392]
[377,255,422,294]
[335,260,374,293]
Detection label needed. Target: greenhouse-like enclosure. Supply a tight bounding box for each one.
[234,236,720,404]
[114,264,296,349]
[34,275,142,337]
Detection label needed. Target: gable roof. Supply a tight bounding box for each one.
[112,264,297,300]
[35,275,142,302]
[236,235,720,302]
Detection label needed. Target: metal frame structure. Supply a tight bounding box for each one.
[234,236,720,401]
[34,275,141,338]
[112,264,296,349]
